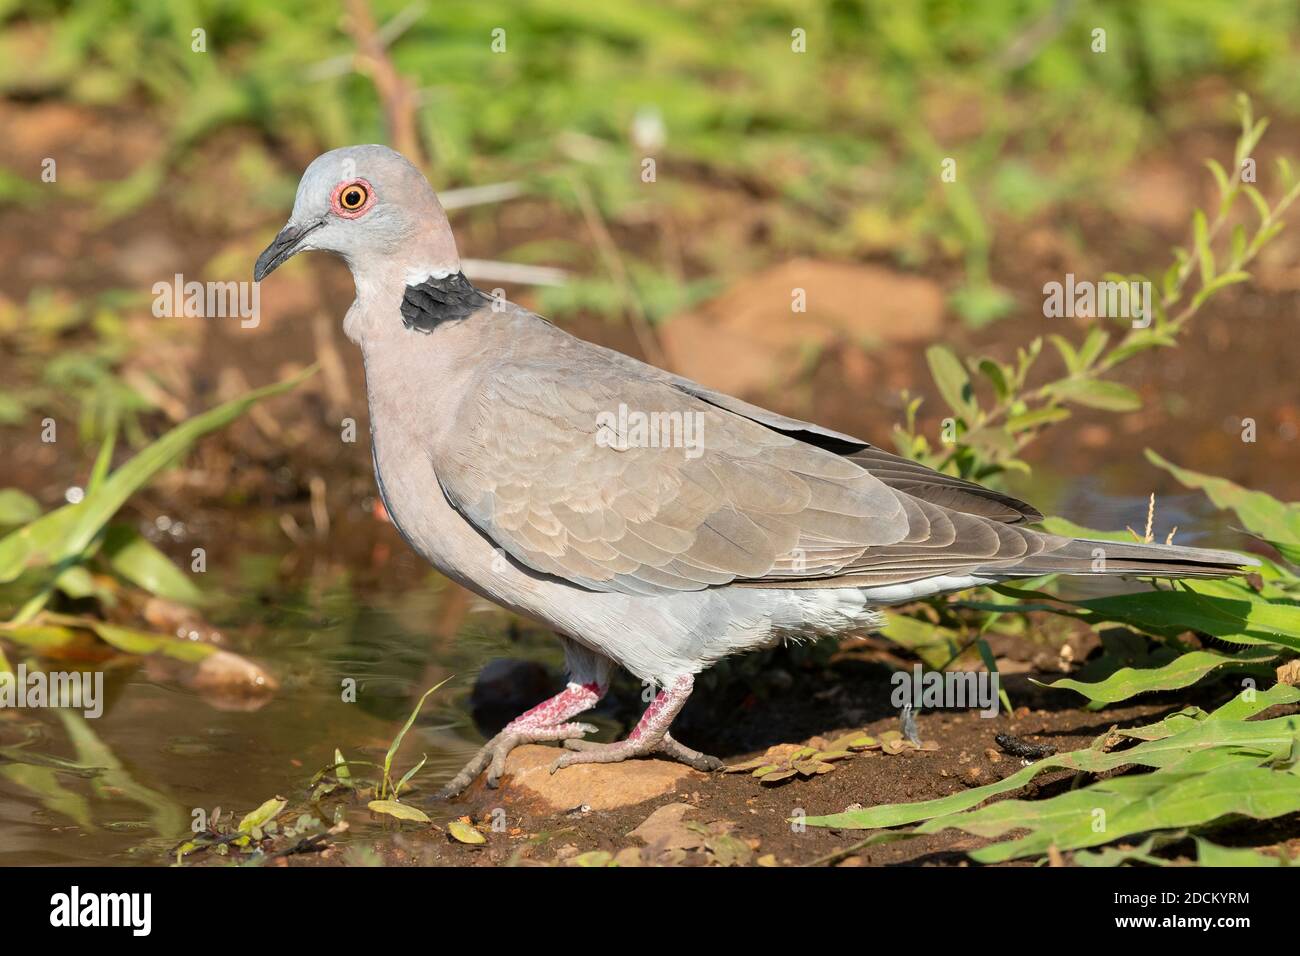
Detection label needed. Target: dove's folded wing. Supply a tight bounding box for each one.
[436,356,1055,595]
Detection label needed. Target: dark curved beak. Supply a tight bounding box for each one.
[253,219,324,281]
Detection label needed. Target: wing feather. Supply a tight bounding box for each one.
[433,307,1056,594]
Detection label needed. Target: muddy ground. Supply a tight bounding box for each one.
[279,661,1300,867]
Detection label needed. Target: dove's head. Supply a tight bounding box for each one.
[254,145,459,286]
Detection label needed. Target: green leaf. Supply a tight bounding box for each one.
[369,800,431,824]
[1071,582,1300,652]
[1105,330,1175,365]
[976,358,1010,400]
[1048,335,1080,374]
[1262,537,1300,566]
[1243,184,1271,225]
[975,638,1010,714]
[1162,260,1182,301]
[1278,156,1297,191]
[100,525,204,605]
[1048,379,1141,411]
[1191,271,1250,311]
[87,428,116,493]
[53,565,100,600]
[925,345,975,420]
[395,754,428,796]
[50,615,218,663]
[1076,328,1109,370]
[333,749,351,782]
[1194,838,1292,867]
[1005,406,1071,433]
[803,713,1300,831]
[963,426,1017,457]
[0,624,86,654]
[1207,682,1300,722]
[0,489,41,527]
[1037,646,1276,704]
[1231,224,1248,263]
[954,761,1300,863]
[878,611,960,669]
[239,796,287,834]
[1145,450,1300,552]
[446,819,485,842]
[1192,208,1215,286]
[1073,834,1173,867]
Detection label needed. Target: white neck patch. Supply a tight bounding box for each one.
[404,264,457,286]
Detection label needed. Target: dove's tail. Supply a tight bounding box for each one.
[989,536,1259,579]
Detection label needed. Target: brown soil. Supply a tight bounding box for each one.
[276,660,1300,867]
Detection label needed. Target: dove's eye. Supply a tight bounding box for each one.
[332,179,374,217]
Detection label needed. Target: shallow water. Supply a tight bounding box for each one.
[0,583,580,866]
[0,471,1235,866]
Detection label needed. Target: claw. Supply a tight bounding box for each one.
[437,722,600,799]
[656,732,723,771]
[549,732,722,775]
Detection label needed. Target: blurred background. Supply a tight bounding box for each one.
[2,0,1300,865]
[4,1,1299,511]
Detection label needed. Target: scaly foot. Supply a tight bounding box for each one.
[548,674,720,774]
[436,680,605,798]
[554,731,722,773]
[437,721,597,798]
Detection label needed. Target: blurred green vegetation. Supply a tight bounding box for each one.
[5,0,1300,444]
[4,0,1300,325]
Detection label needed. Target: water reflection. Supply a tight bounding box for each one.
[0,584,567,865]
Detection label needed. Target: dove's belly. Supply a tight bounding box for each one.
[367,409,891,681]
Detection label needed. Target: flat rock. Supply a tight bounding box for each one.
[486,744,701,812]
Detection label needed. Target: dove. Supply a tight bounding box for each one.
[255,145,1256,797]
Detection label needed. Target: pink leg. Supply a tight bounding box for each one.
[437,680,609,798]
[550,675,721,773]
[504,681,603,736]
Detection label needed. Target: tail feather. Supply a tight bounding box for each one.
[989,536,1259,580]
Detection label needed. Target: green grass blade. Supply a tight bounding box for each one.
[964,762,1300,863]
[1037,646,1276,704]
[804,713,1300,830]
[99,524,204,605]
[87,425,117,493]
[1194,837,1293,866]
[382,677,452,796]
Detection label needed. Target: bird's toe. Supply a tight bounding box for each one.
[551,740,639,772]
[485,733,521,788]
[656,733,722,772]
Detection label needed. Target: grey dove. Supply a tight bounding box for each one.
[255,145,1256,797]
